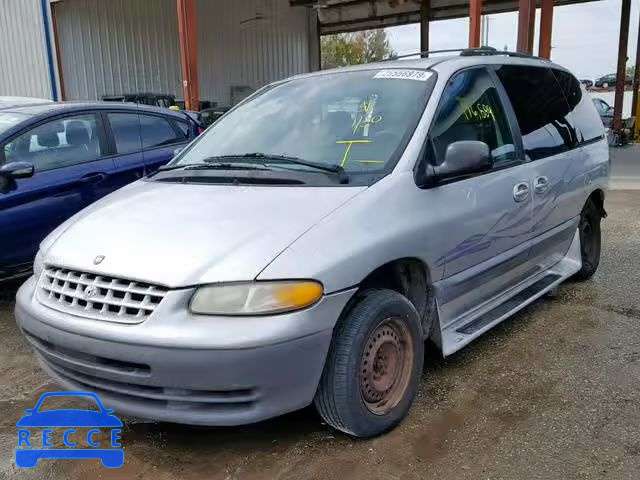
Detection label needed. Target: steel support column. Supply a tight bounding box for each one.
[421,0,430,56]
[177,0,199,111]
[469,0,482,48]
[538,0,553,59]
[613,0,631,131]
[631,12,640,118]
[517,0,536,54]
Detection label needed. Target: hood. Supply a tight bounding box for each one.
[44,181,366,287]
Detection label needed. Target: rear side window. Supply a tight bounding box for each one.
[108,113,142,154]
[173,120,190,139]
[138,115,181,149]
[430,68,515,166]
[496,65,576,161]
[552,69,605,144]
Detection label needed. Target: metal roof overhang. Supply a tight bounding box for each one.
[291,0,599,35]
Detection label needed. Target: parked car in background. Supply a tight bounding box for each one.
[580,79,593,89]
[102,93,177,109]
[15,50,608,438]
[0,102,199,281]
[0,97,51,110]
[200,106,231,127]
[592,97,613,128]
[594,73,633,88]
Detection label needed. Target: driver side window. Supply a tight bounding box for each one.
[3,114,102,173]
[430,68,516,167]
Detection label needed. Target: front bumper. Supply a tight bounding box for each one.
[15,277,355,425]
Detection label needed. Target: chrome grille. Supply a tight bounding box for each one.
[38,266,169,323]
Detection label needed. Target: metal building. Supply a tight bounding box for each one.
[3,0,629,123]
[0,0,56,99]
[0,0,319,108]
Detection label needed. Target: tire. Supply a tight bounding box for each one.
[574,199,602,281]
[314,289,424,438]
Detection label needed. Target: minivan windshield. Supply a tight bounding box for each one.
[169,69,436,183]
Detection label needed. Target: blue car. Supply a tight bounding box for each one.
[16,391,124,468]
[0,102,200,281]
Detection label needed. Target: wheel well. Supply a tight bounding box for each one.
[587,189,607,218]
[357,258,435,336]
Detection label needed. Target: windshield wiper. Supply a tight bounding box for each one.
[185,162,271,171]
[152,161,270,176]
[203,153,349,184]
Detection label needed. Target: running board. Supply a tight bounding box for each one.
[455,274,561,335]
[440,229,582,357]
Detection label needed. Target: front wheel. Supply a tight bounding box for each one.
[574,199,602,281]
[314,289,424,438]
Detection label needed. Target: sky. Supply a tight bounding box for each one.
[386,0,640,80]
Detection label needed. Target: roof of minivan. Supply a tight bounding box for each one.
[289,53,568,82]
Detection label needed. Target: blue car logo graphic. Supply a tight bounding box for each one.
[16,391,123,468]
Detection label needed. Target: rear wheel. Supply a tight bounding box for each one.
[314,289,424,438]
[574,199,602,281]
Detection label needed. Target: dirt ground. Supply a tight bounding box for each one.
[1,190,639,480]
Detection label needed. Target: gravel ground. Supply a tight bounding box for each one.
[0,190,638,480]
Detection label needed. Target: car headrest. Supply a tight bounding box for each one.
[65,121,90,146]
[36,132,59,148]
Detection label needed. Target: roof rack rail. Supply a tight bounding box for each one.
[383,46,543,61]
[382,48,467,61]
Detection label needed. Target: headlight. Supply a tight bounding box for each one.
[190,281,323,316]
[33,250,44,278]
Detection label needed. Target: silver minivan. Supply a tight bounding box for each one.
[15,49,609,438]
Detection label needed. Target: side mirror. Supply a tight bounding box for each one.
[434,141,491,180]
[0,161,35,179]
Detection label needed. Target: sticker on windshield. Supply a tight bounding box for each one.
[373,70,433,81]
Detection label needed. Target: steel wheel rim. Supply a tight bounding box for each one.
[359,317,414,415]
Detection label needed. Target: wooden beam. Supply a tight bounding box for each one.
[469,0,482,48]
[421,0,430,56]
[517,0,535,54]
[613,0,631,131]
[177,0,199,111]
[538,0,553,59]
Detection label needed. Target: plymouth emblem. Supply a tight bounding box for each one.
[83,285,97,298]
[93,255,105,265]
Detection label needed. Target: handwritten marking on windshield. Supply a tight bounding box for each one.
[336,140,373,167]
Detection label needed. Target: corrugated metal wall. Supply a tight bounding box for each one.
[55,0,311,105]
[55,0,183,100]
[0,0,52,98]
[197,0,311,106]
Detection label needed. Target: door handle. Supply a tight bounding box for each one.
[79,173,107,185]
[513,182,530,202]
[534,176,549,194]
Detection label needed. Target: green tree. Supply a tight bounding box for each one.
[321,29,396,69]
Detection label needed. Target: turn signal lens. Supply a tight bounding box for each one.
[190,281,323,316]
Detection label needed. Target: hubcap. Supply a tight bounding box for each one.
[360,318,414,415]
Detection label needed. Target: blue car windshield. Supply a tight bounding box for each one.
[0,112,28,137]
[171,69,436,176]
